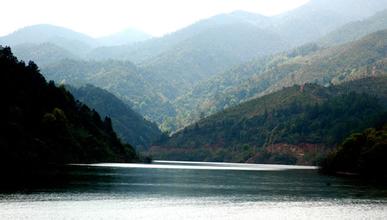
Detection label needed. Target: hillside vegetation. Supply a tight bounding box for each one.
[166,30,387,132]
[41,59,176,124]
[140,23,287,92]
[12,42,79,67]
[320,9,387,46]
[1,1,386,134]
[68,85,163,149]
[320,122,387,180]
[153,78,387,165]
[0,47,137,164]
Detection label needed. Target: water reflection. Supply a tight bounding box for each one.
[0,161,386,219]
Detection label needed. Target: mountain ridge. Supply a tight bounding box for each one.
[165,29,387,132]
[68,84,164,149]
[153,77,387,164]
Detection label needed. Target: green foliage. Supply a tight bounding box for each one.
[141,23,287,95]
[10,15,386,135]
[169,30,387,132]
[0,47,138,164]
[67,84,164,149]
[320,121,387,180]
[154,82,386,165]
[41,59,176,125]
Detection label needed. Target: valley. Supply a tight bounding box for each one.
[1,1,387,219]
[1,0,386,172]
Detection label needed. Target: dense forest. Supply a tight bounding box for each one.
[320,122,387,180]
[41,59,175,124]
[168,29,387,131]
[68,84,164,149]
[154,79,387,165]
[0,47,137,164]
[1,0,386,171]
[2,1,387,133]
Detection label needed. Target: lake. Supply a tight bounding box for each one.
[0,161,386,219]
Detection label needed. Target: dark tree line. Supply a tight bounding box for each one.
[0,46,137,165]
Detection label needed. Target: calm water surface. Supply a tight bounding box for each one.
[0,161,386,219]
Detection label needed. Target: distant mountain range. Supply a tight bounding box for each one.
[0,24,152,60]
[12,42,79,66]
[97,28,152,46]
[41,59,176,124]
[320,9,387,46]
[1,0,386,134]
[0,24,98,56]
[271,0,387,45]
[167,29,387,131]
[86,0,387,63]
[1,0,387,166]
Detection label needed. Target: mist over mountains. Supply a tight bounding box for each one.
[1,0,387,168]
[1,0,387,136]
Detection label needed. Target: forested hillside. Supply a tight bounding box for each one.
[320,9,387,46]
[140,23,287,92]
[153,78,387,165]
[166,30,387,132]
[2,0,386,136]
[83,0,387,103]
[68,85,163,149]
[0,47,137,164]
[12,42,79,67]
[41,59,176,124]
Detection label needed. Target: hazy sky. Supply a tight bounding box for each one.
[1,0,309,37]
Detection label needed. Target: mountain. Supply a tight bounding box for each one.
[0,25,151,67]
[4,0,386,133]
[87,0,387,63]
[67,84,164,149]
[97,28,152,46]
[84,12,287,99]
[264,29,387,94]
[165,54,283,131]
[41,59,176,124]
[0,46,137,164]
[166,30,387,132]
[141,23,287,94]
[83,1,387,128]
[0,24,98,56]
[272,0,387,45]
[87,11,273,62]
[153,77,387,164]
[320,9,387,46]
[306,0,387,19]
[12,42,79,66]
